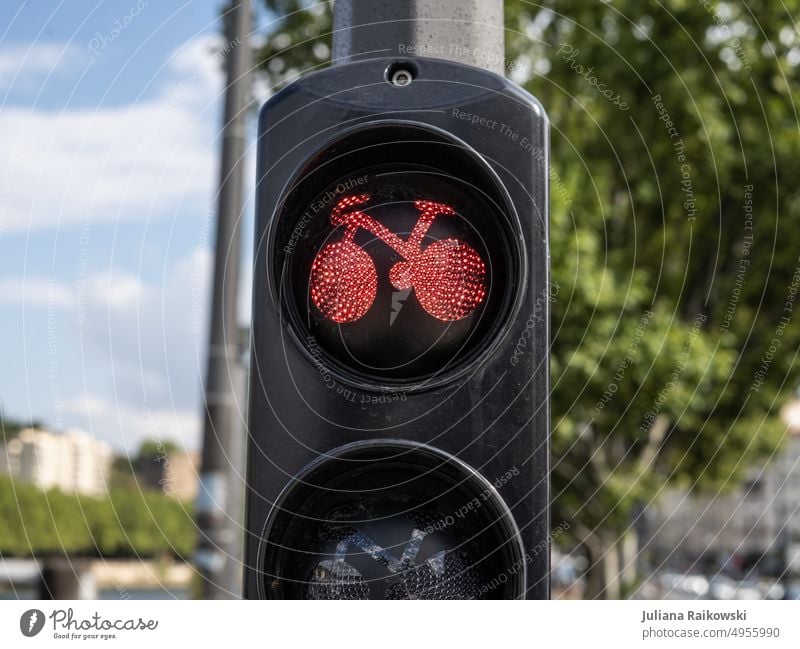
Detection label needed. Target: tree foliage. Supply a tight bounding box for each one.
[0,476,196,558]
[254,0,800,595]
[0,411,42,440]
[136,439,179,461]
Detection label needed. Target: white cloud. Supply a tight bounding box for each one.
[63,394,202,454]
[81,246,213,417]
[2,245,215,450]
[0,41,86,90]
[165,34,229,105]
[0,33,253,452]
[0,35,226,233]
[87,272,147,310]
[0,277,73,307]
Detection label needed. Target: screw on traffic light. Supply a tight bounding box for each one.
[244,52,549,599]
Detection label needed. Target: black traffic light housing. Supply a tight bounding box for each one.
[245,56,549,599]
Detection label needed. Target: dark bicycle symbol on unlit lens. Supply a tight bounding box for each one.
[308,523,479,599]
[310,194,487,323]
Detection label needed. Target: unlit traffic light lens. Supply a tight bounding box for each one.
[259,442,525,600]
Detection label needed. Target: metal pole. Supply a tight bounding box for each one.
[38,558,96,599]
[196,0,251,600]
[332,0,505,75]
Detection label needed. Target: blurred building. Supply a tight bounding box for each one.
[648,425,800,573]
[134,450,199,501]
[0,428,112,496]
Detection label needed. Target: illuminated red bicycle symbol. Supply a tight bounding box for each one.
[310,194,487,323]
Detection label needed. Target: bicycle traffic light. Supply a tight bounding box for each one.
[245,55,549,599]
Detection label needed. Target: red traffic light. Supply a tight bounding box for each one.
[277,125,519,384]
[310,195,486,323]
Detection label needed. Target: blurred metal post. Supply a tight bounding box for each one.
[332,0,505,75]
[38,558,96,599]
[196,0,251,600]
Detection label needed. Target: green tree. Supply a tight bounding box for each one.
[253,0,800,597]
[0,476,196,559]
[0,411,43,441]
[136,439,179,461]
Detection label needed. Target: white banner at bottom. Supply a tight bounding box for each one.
[1,600,799,648]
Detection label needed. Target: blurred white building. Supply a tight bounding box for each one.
[0,428,112,496]
[649,426,800,570]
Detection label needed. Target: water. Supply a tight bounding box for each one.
[0,587,191,600]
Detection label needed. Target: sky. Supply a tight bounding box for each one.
[0,1,270,455]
